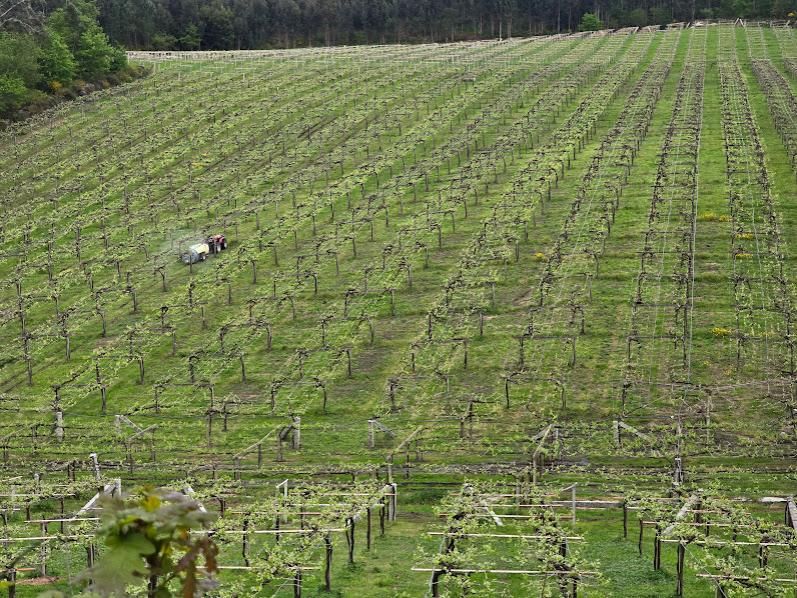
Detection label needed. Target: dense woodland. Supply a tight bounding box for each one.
[4,0,797,56]
[0,0,138,119]
[96,0,797,50]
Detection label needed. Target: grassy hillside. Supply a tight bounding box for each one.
[2,24,797,597]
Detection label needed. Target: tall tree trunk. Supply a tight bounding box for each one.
[558,0,562,32]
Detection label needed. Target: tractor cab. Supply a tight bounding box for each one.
[207,234,228,254]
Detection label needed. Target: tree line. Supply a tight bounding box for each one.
[0,0,138,120]
[97,0,796,51]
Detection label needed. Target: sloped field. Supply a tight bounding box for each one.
[4,23,797,597]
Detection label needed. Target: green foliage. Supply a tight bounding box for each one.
[578,12,603,31]
[732,0,755,16]
[73,0,797,50]
[48,0,102,53]
[626,7,648,26]
[151,33,178,50]
[48,0,124,79]
[38,29,77,85]
[0,32,40,88]
[178,24,201,50]
[92,533,153,593]
[75,28,114,79]
[649,6,672,23]
[0,0,135,118]
[0,74,28,113]
[108,43,127,71]
[86,488,218,597]
[199,0,235,50]
[772,0,797,17]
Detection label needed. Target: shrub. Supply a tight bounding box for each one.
[151,33,179,50]
[0,74,28,114]
[57,85,78,100]
[75,28,113,79]
[19,89,51,115]
[108,43,127,72]
[38,29,76,86]
[579,13,603,31]
[0,33,40,88]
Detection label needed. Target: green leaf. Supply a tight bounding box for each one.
[89,542,150,596]
[107,531,156,556]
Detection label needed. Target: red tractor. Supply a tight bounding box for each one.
[207,234,228,254]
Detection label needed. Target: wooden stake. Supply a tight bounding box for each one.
[366,507,372,550]
[324,535,332,591]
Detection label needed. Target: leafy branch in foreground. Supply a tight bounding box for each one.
[51,488,218,598]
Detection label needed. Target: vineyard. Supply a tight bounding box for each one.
[4,21,797,597]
